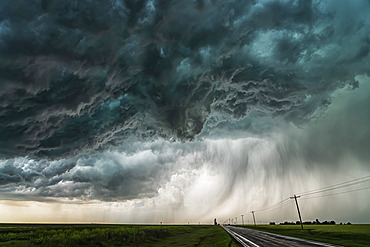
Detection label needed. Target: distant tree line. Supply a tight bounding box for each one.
[269,219,352,225]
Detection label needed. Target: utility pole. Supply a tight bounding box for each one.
[290,195,303,230]
[251,211,256,226]
[229,218,230,224]
[235,217,237,225]
[241,215,244,225]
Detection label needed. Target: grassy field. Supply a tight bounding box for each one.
[240,224,370,247]
[0,224,239,247]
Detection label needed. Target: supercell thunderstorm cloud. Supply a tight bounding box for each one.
[0,0,369,223]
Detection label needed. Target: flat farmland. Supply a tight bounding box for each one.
[0,224,239,247]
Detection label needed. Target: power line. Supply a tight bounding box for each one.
[300,179,370,197]
[255,200,292,213]
[300,186,370,200]
[298,175,370,197]
[254,197,290,212]
[298,175,370,195]
[256,200,293,213]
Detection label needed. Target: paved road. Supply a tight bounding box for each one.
[223,226,341,247]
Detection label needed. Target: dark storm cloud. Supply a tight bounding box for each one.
[0,0,369,158]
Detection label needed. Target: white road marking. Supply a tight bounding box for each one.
[223,226,260,247]
[225,226,342,247]
[233,230,261,247]
[257,230,340,247]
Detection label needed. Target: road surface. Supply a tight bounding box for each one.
[223,226,341,247]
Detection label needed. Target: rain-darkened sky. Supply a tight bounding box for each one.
[0,0,369,224]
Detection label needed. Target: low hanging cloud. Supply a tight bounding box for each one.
[0,137,287,203]
[0,0,369,158]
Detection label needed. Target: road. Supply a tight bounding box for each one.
[223,226,341,247]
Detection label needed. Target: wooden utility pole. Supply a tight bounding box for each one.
[251,211,256,226]
[290,195,303,229]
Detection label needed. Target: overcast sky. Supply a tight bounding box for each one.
[0,0,369,224]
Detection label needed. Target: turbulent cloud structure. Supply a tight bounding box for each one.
[1,0,367,158]
[0,0,370,223]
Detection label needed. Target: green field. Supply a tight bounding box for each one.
[0,224,239,247]
[241,224,370,247]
